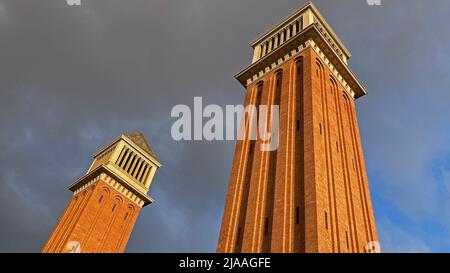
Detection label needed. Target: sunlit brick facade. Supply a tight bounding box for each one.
[218,2,378,253]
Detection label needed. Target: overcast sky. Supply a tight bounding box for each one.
[1,0,450,253]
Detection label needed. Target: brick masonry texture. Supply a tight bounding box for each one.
[217,48,378,253]
[42,179,140,253]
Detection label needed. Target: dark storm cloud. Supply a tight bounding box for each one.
[1,0,450,252]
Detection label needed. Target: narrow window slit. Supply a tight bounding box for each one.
[264,217,269,235]
[236,228,241,246]
[346,231,350,249]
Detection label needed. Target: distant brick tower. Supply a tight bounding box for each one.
[218,2,378,253]
[43,132,161,253]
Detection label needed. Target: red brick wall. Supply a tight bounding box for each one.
[217,47,378,253]
[42,179,141,253]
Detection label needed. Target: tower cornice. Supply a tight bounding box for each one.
[68,165,154,207]
[236,24,367,99]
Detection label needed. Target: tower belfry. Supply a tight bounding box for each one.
[43,131,161,253]
[218,2,378,253]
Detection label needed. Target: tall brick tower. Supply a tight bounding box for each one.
[218,2,378,253]
[43,132,161,253]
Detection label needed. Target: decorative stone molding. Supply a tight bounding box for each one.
[238,2,366,99]
[243,38,355,99]
[312,17,346,63]
[73,175,100,196]
[101,173,145,207]
[309,40,356,98]
[73,172,146,207]
[236,24,367,99]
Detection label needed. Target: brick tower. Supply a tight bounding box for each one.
[42,132,161,253]
[217,2,378,253]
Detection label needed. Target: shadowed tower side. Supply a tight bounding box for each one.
[217,2,378,253]
[42,132,161,253]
